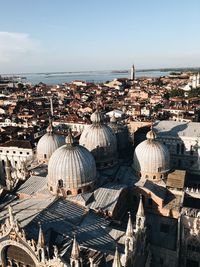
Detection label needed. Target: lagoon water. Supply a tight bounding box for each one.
[8,70,171,85]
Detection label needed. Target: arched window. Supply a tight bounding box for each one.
[58,179,63,188]
[44,154,47,159]
[153,175,156,180]
[181,144,184,154]
[145,174,149,179]
[67,190,72,195]
[77,188,82,194]
[50,186,53,192]
[38,249,42,262]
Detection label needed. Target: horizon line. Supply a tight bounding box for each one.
[1,66,200,76]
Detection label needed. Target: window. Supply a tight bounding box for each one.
[67,190,72,195]
[13,151,16,154]
[153,175,156,180]
[77,188,82,194]
[44,154,47,159]
[50,186,53,192]
[181,144,184,154]
[58,179,63,188]
[160,223,170,233]
[20,152,22,154]
[145,174,149,179]
[26,152,29,155]
[6,151,9,153]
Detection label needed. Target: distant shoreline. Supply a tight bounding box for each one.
[1,67,200,76]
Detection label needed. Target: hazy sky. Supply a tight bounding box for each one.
[0,0,200,73]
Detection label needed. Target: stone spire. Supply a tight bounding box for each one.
[137,195,144,217]
[37,222,45,248]
[125,212,135,260]
[70,235,82,267]
[71,235,80,260]
[136,195,145,232]
[126,212,134,238]
[112,247,122,267]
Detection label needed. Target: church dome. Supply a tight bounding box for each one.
[133,129,170,181]
[48,132,96,196]
[79,110,118,169]
[37,124,65,163]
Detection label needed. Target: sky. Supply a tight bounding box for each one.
[0,0,200,73]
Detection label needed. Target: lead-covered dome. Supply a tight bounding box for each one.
[48,132,96,196]
[37,124,65,163]
[79,109,117,169]
[133,129,170,181]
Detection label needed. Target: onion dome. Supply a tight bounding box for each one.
[48,131,96,196]
[37,124,65,163]
[133,129,170,181]
[79,109,118,169]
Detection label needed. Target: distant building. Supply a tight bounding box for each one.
[130,64,135,81]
